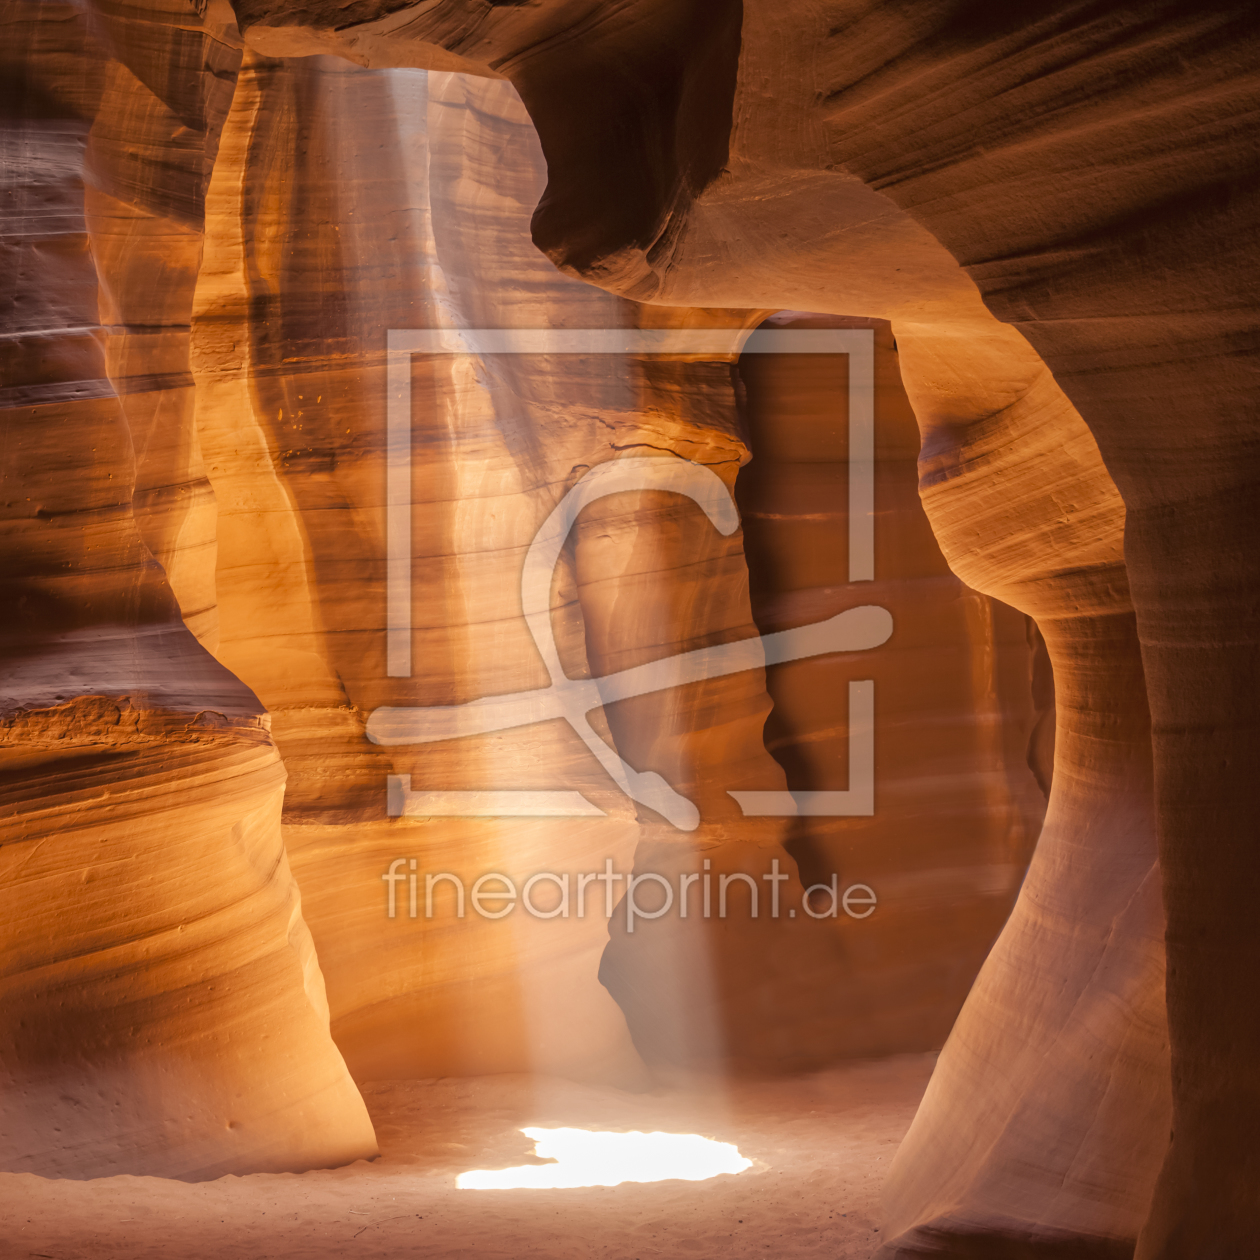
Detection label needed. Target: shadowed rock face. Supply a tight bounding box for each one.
[230,0,744,286]
[190,57,1044,1080]
[2,8,1044,1178]
[3,0,1256,1252]
[224,1,1260,1255]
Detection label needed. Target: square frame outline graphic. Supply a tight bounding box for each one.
[380,328,880,822]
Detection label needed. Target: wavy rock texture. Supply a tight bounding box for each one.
[11,4,1252,1252]
[192,55,648,1083]
[0,0,375,1178]
[222,1,1260,1253]
[190,58,1043,1081]
[882,323,1167,1256]
[602,313,1045,1071]
[765,16,1257,1256]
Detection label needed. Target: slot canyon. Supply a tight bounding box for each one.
[1,2,1255,1257]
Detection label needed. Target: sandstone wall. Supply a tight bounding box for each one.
[190,58,1045,1080]
[602,312,1046,1070]
[5,6,1236,1247]
[2,4,1047,1173]
[192,55,648,1082]
[0,0,375,1179]
[215,2,1238,1250]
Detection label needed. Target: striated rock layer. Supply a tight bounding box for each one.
[3,2,1049,1175]
[602,312,1045,1071]
[9,5,1252,1249]
[220,0,1248,1252]
[192,54,648,1083]
[191,58,1044,1079]
[0,0,375,1178]
[885,320,1167,1256]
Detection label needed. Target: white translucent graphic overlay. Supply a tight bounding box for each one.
[375,328,886,826]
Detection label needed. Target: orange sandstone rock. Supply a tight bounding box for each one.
[0,0,375,1179]
[9,5,1254,1254]
[222,1,1213,1248]
[189,58,1044,1083]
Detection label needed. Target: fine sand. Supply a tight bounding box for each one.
[0,1054,934,1259]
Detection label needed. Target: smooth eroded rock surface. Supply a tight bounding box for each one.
[190,60,1044,1082]
[1,0,375,1179]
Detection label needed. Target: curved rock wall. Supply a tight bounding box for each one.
[214,1,1257,1250]
[881,325,1167,1253]
[868,23,1260,1253]
[190,57,1045,1080]
[0,0,375,1179]
[192,54,648,1082]
[601,312,1046,1070]
[9,6,1245,1248]
[215,4,1259,1251]
[784,13,1259,1255]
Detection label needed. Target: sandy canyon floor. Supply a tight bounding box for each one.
[0,1055,934,1260]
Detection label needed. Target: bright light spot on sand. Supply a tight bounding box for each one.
[456,1128,752,1190]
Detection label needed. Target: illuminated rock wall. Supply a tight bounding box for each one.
[0,0,376,1178]
[602,313,1046,1070]
[7,8,1243,1249]
[884,324,1167,1254]
[192,55,649,1083]
[221,2,1256,1251]
[191,59,1044,1081]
